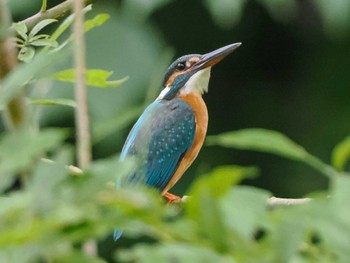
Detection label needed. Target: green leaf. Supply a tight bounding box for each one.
[186,165,258,252]
[56,250,106,263]
[207,129,309,161]
[30,38,58,47]
[270,215,307,262]
[191,187,230,252]
[117,243,234,263]
[0,128,66,191]
[268,176,350,262]
[84,13,110,32]
[14,37,25,45]
[207,128,338,178]
[29,34,50,41]
[50,16,74,42]
[39,5,93,54]
[29,19,57,38]
[28,161,68,213]
[12,22,28,40]
[188,165,259,198]
[0,46,71,109]
[331,175,350,223]
[0,128,66,174]
[29,98,77,108]
[49,5,93,42]
[332,135,350,171]
[18,46,35,62]
[220,186,270,240]
[52,69,129,88]
[306,176,350,261]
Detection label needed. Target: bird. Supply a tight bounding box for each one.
[114,43,241,240]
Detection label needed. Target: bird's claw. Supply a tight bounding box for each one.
[163,192,182,204]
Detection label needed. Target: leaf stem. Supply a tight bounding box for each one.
[180,195,312,208]
[40,0,47,12]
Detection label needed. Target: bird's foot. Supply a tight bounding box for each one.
[163,192,181,204]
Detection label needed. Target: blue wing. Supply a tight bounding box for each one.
[114,98,195,240]
[121,98,196,191]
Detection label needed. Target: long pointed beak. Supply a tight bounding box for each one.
[193,42,241,70]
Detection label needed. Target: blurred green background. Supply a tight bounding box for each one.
[8,0,350,198]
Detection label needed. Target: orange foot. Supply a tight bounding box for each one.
[163,192,181,204]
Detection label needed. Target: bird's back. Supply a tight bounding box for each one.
[120,98,196,192]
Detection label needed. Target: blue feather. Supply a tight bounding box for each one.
[114,98,196,240]
[121,98,195,190]
[113,229,123,241]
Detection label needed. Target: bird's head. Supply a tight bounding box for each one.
[158,43,241,100]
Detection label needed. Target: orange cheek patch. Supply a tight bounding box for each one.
[165,57,200,88]
[166,69,193,87]
[166,72,180,87]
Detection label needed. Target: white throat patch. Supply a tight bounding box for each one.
[156,67,211,100]
[181,67,211,95]
[157,86,171,100]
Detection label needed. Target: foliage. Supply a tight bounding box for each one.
[52,69,129,88]
[332,136,350,172]
[13,19,58,62]
[1,1,350,263]
[1,128,350,262]
[203,0,350,38]
[207,129,339,178]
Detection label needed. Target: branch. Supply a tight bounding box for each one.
[71,0,94,256]
[20,0,92,31]
[46,158,313,210]
[267,196,311,208]
[1,0,93,130]
[0,0,27,131]
[0,1,17,77]
[73,0,91,171]
[41,158,84,175]
[179,195,311,208]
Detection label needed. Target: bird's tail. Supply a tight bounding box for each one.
[113,229,123,241]
[113,176,124,241]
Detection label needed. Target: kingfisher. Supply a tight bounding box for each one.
[114,43,241,240]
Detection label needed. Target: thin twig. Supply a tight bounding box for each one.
[267,196,311,208]
[73,0,91,170]
[72,0,95,256]
[41,158,84,175]
[43,158,314,210]
[179,195,311,208]
[21,0,92,31]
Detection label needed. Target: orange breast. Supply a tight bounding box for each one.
[162,93,208,194]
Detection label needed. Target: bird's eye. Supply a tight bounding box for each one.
[176,62,186,71]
